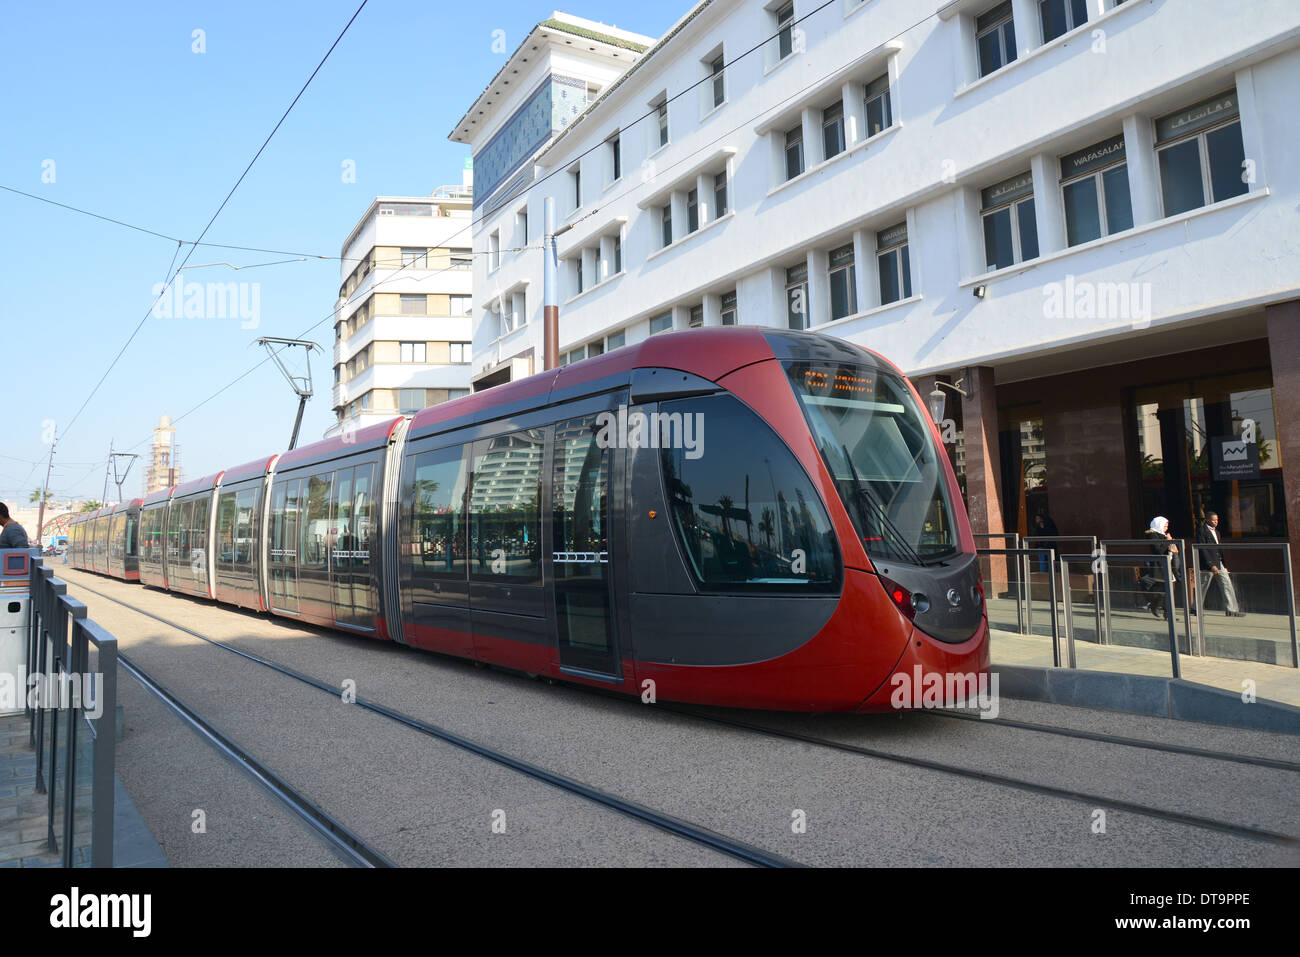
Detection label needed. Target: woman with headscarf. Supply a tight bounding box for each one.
[1140,516,1173,619]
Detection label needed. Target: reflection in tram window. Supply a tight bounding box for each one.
[413,446,468,577]
[660,394,840,589]
[469,430,543,582]
[302,474,332,568]
[235,489,256,564]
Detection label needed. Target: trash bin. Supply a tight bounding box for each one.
[0,548,33,716]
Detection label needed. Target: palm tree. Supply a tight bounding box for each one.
[79,500,102,513]
[29,489,53,504]
[758,507,775,552]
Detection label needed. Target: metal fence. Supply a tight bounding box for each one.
[977,536,1297,672]
[25,557,118,867]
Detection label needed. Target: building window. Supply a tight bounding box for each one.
[448,389,469,400]
[822,102,845,160]
[516,209,528,245]
[400,341,427,363]
[785,125,804,180]
[489,231,500,271]
[450,294,472,315]
[571,166,582,210]
[661,204,673,247]
[613,234,622,274]
[608,330,626,350]
[786,263,808,330]
[828,244,857,320]
[587,339,604,358]
[450,342,471,363]
[568,345,586,365]
[575,257,584,294]
[710,55,725,108]
[361,392,371,410]
[689,304,704,328]
[776,3,795,61]
[1155,91,1247,218]
[609,135,621,182]
[399,389,425,413]
[656,97,669,148]
[721,291,738,326]
[451,247,473,268]
[687,189,699,233]
[1060,134,1133,246]
[713,171,728,217]
[400,293,427,315]
[649,312,673,335]
[876,222,912,305]
[401,247,427,267]
[981,171,1039,270]
[1040,0,1087,43]
[864,74,892,137]
[976,1,1018,78]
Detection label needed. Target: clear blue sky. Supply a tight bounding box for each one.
[0,0,676,506]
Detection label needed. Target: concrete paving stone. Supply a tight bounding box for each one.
[59,567,1300,866]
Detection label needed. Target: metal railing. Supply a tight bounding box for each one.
[25,557,118,867]
[1060,553,1182,677]
[976,547,1060,664]
[979,533,1297,673]
[1189,541,1298,668]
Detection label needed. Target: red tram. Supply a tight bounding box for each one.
[67,328,988,711]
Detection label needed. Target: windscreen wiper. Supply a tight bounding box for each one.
[839,443,923,565]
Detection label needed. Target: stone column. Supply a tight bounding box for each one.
[962,365,1008,592]
[1266,301,1300,601]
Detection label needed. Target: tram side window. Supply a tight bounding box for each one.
[173,501,191,568]
[217,492,238,565]
[192,498,210,571]
[126,514,137,556]
[469,430,544,583]
[412,446,469,578]
[352,467,372,562]
[302,474,332,569]
[235,489,256,564]
[659,394,840,590]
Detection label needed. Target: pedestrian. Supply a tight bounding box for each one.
[1032,512,1059,573]
[1197,511,1245,617]
[0,503,29,549]
[1139,516,1173,619]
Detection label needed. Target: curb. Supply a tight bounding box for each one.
[994,663,1300,735]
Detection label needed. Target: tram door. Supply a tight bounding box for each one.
[551,416,619,676]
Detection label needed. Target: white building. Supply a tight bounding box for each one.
[328,178,476,436]
[458,0,1300,584]
[449,11,656,388]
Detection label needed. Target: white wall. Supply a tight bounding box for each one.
[467,0,1300,381]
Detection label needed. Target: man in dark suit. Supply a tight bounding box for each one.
[1198,511,1244,617]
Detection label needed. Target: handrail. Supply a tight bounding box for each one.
[1184,541,1298,668]
[1061,553,1181,678]
[976,548,1058,665]
[25,556,119,866]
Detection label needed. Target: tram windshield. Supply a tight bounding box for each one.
[785,360,958,563]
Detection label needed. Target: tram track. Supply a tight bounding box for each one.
[923,708,1300,773]
[68,578,800,869]
[115,650,394,868]
[649,705,1300,847]
[67,573,1300,860]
